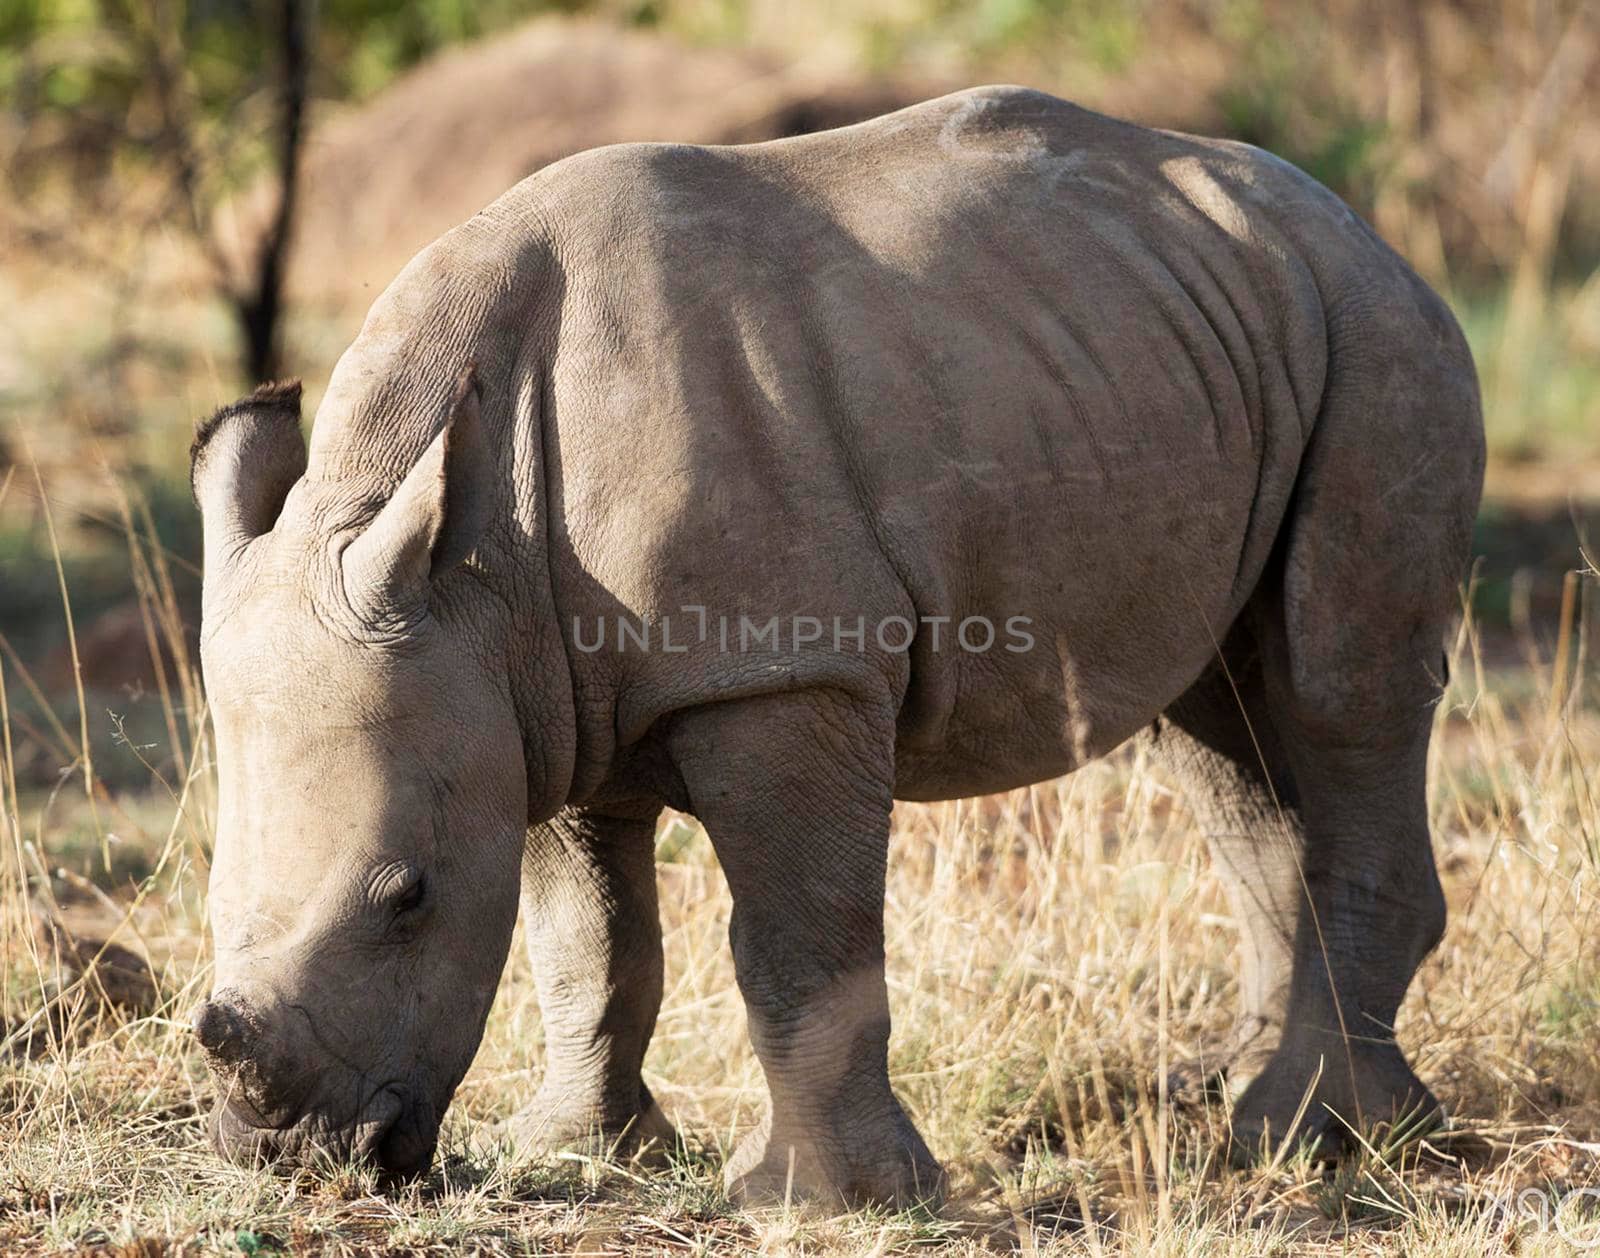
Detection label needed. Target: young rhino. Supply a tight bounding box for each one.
[190,86,1484,1205]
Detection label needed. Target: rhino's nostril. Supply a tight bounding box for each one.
[191,998,246,1058]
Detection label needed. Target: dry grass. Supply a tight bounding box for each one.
[1,481,1598,1255]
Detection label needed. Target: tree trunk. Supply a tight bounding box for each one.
[238,0,311,384]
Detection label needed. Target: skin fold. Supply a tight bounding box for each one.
[189,85,1485,1206]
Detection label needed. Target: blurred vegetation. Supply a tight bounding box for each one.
[6,1,1597,278]
[5,0,1596,428]
[3,0,1594,455]
[2,0,582,377]
[0,0,562,132]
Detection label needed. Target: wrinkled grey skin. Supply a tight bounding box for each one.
[190,87,1484,1206]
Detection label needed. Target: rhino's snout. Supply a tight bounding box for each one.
[191,989,300,1114]
[192,997,248,1062]
[194,989,307,1128]
[195,989,427,1177]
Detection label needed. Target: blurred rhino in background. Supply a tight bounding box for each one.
[217,15,935,309]
[190,85,1483,1206]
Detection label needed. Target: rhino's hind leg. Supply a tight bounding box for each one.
[1143,641,1305,1103]
[666,688,944,1209]
[1225,703,1446,1163]
[509,803,677,1159]
[1222,353,1476,1161]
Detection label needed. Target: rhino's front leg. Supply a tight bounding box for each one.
[668,689,944,1208]
[511,802,676,1156]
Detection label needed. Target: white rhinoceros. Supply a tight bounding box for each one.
[189,86,1484,1206]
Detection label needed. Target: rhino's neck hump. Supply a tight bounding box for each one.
[311,216,545,482]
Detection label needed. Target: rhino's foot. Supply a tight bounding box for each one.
[1169,1013,1283,1107]
[1227,1034,1444,1166]
[724,1109,946,1211]
[502,1082,678,1164]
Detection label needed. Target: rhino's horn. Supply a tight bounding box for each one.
[340,364,492,625]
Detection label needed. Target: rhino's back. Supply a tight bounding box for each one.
[523,87,1408,799]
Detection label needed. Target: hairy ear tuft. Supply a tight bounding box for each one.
[191,381,307,559]
[190,380,303,501]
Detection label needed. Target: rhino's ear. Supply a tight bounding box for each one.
[191,380,307,555]
[341,365,491,620]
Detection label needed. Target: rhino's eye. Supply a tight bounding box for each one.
[372,863,429,920]
[392,873,427,917]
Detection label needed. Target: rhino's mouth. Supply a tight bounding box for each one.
[371,1092,439,1178]
[209,1082,413,1174]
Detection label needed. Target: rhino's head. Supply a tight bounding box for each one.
[188,370,526,1177]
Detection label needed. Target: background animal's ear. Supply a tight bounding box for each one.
[341,365,492,620]
[191,381,307,554]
